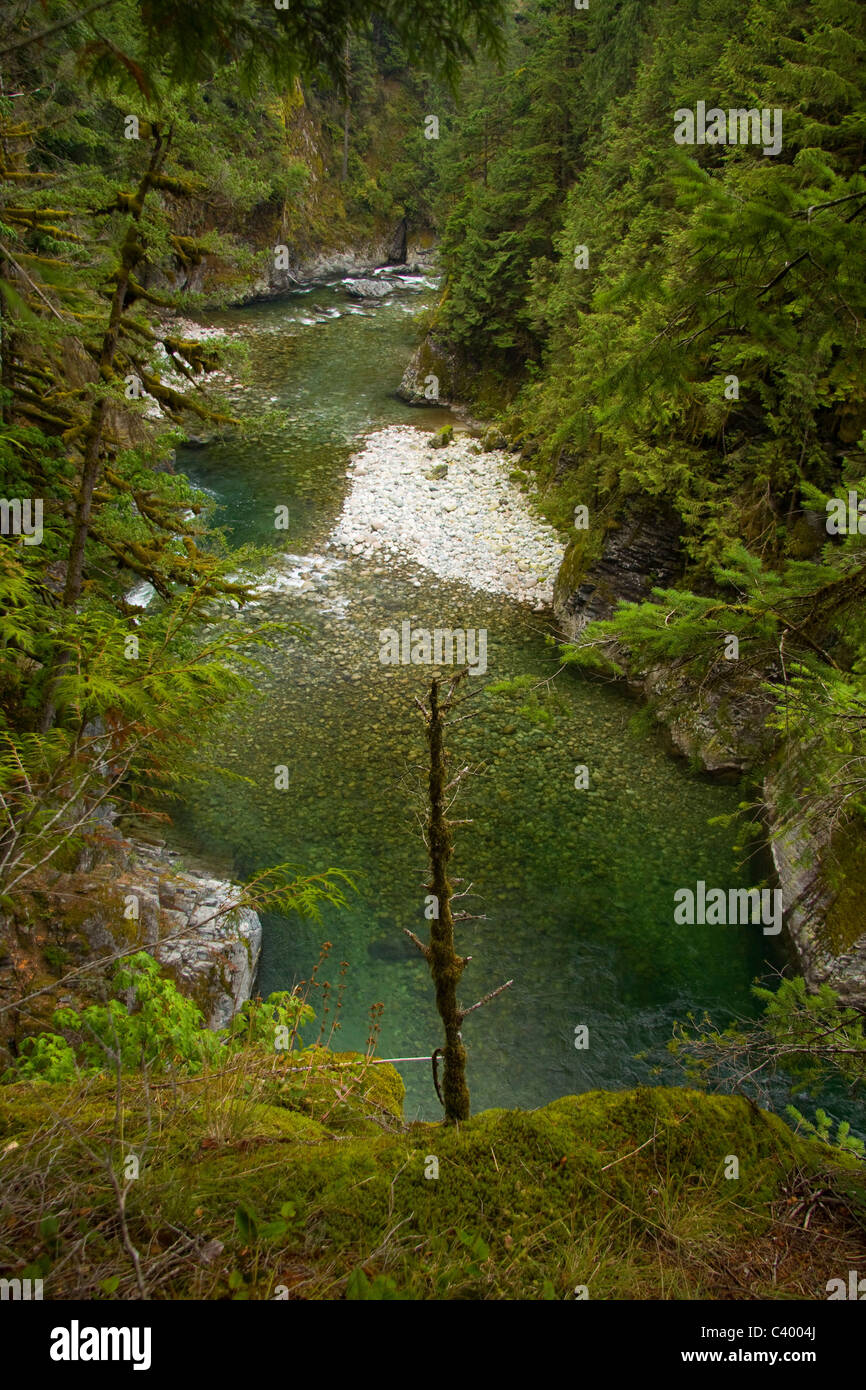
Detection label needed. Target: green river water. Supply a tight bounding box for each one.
[171,273,784,1120]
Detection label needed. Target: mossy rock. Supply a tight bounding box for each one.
[397,334,457,404]
[822,819,866,955]
[553,530,604,611]
[429,425,453,449]
[481,426,508,451]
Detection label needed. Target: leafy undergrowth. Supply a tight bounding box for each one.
[2,1060,865,1301]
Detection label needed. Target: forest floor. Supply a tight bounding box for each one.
[2,1060,864,1300]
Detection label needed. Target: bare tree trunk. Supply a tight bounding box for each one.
[405,674,512,1122]
[424,677,470,1122]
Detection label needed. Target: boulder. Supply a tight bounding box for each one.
[396,332,459,405]
[343,277,395,299]
[18,829,263,1030]
[765,768,866,1007]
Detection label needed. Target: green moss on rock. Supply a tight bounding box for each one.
[2,1075,862,1300]
[823,820,866,955]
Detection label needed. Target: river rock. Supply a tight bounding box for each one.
[329,425,564,605]
[397,331,461,405]
[343,278,395,299]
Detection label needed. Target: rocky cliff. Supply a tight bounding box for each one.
[396,327,462,406]
[2,822,261,1050]
[238,233,436,305]
[552,500,866,1006]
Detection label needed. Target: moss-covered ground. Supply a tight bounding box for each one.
[2,1051,864,1300]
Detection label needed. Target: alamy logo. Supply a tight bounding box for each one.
[379,622,487,676]
[0,1277,43,1299]
[0,497,43,545]
[49,1321,152,1371]
[826,1271,866,1300]
[674,102,782,156]
[826,491,866,535]
[673,881,782,936]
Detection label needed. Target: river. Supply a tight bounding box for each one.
[171,271,784,1121]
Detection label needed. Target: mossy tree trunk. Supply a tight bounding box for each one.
[62,130,169,613]
[425,676,470,1122]
[0,259,16,426]
[38,130,169,732]
[406,673,512,1124]
[340,35,350,182]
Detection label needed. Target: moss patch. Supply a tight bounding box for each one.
[823,819,866,955]
[2,1074,863,1300]
[553,529,605,611]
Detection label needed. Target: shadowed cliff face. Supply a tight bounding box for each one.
[554,502,684,638]
[551,503,866,1006]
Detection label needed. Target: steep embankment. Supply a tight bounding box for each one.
[550,513,866,1007]
[2,1071,864,1299]
[1,822,262,1051]
[397,0,866,1008]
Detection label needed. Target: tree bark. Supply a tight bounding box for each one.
[0,268,15,425]
[38,130,169,731]
[424,677,470,1122]
[340,35,350,182]
[62,133,168,611]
